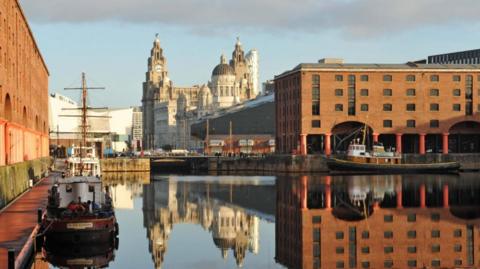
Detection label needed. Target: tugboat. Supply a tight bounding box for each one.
[40,73,118,244]
[327,140,460,173]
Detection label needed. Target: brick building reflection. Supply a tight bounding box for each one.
[276,174,480,269]
[143,180,260,268]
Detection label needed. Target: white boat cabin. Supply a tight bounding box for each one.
[67,145,101,177]
[54,177,108,208]
[346,141,401,164]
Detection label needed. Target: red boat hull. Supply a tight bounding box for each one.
[44,216,117,244]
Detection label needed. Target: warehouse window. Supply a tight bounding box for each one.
[335,104,344,111]
[312,120,321,128]
[406,103,416,111]
[453,89,461,96]
[360,89,369,96]
[383,104,393,111]
[361,104,369,111]
[430,88,440,96]
[406,88,416,96]
[430,120,439,128]
[406,75,416,82]
[383,120,392,128]
[407,120,416,128]
[360,75,369,81]
[453,75,461,82]
[430,103,439,111]
[430,75,439,82]
[383,75,393,82]
[335,89,344,96]
[335,75,344,81]
[383,89,393,96]
[453,104,461,111]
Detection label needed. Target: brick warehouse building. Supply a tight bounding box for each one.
[276,175,480,269]
[0,0,49,165]
[274,59,480,155]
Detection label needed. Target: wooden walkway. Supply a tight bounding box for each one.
[0,176,52,268]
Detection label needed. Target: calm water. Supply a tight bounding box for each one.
[35,173,480,269]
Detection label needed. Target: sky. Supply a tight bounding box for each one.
[19,0,480,107]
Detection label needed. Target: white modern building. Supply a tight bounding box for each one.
[49,93,137,155]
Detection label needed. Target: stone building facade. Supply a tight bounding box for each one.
[0,0,49,165]
[142,36,259,150]
[275,59,480,155]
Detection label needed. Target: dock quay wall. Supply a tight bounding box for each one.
[101,158,150,172]
[0,157,51,209]
[209,154,480,173]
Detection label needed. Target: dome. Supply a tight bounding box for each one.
[212,54,235,76]
[212,64,235,76]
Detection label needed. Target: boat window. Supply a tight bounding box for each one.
[66,184,73,193]
[88,185,95,192]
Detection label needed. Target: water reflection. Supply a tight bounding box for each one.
[276,174,480,269]
[143,180,264,268]
[42,240,117,269]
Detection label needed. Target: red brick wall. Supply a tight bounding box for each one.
[275,68,480,153]
[0,0,49,164]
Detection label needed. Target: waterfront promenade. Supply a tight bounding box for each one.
[0,176,52,268]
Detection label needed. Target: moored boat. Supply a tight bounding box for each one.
[327,141,460,173]
[41,175,117,244]
[40,73,118,244]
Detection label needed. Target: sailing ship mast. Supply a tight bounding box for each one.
[64,72,107,175]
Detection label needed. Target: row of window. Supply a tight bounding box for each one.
[335,229,445,240]
[310,119,440,128]
[332,259,462,269]
[333,88,469,97]
[331,74,477,83]
[333,243,462,255]
[333,103,469,112]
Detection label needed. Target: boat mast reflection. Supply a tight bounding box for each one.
[276,174,480,269]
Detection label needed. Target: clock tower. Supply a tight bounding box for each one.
[142,34,172,149]
[146,34,169,85]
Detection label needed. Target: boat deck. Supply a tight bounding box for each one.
[0,176,52,268]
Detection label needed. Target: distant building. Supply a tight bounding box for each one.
[190,93,275,154]
[142,35,259,150]
[428,49,480,64]
[275,59,480,155]
[49,93,136,156]
[262,80,275,95]
[0,0,50,165]
[132,107,143,151]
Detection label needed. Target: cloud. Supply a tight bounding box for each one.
[19,0,480,37]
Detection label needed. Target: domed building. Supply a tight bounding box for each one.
[142,35,259,150]
[210,55,240,109]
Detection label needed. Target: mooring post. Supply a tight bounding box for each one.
[7,248,15,269]
[37,208,42,224]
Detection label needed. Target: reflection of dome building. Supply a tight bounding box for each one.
[143,181,259,269]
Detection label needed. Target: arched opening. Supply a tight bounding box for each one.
[448,121,480,153]
[331,121,373,153]
[23,107,27,127]
[4,94,12,121]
